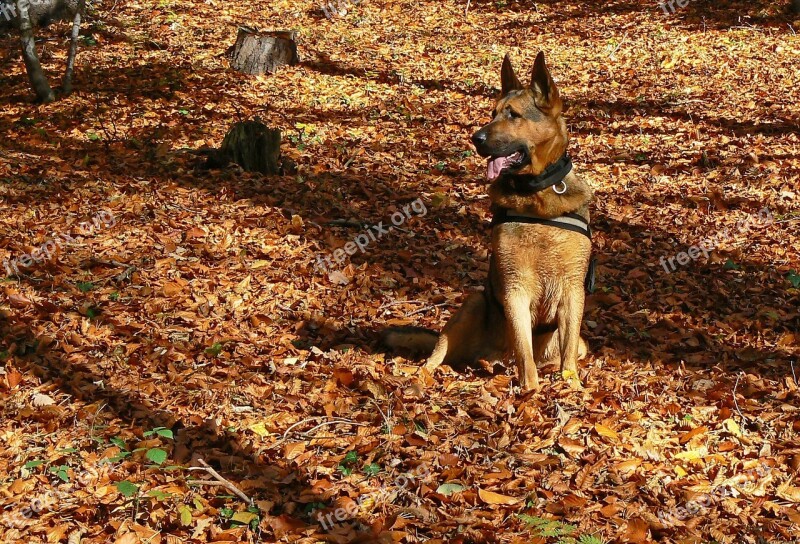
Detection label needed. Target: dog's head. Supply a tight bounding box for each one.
[472,52,568,182]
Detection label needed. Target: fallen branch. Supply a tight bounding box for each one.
[187,459,253,506]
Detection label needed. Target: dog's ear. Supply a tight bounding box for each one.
[501,53,523,96]
[531,51,561,112]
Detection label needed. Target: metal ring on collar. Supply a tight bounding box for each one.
[553,181,567,194]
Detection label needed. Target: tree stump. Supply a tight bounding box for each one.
[206,120,282,175]
[229,28,299,75]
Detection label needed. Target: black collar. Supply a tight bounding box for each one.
[499,153,573,195]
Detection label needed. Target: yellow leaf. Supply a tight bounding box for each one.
[248,422,270,437]
[477,487,520,506]
[251,260,271,269]
[723,418,743,437]
[661,56,678,70]
[594,423,619,441]
[675,449,704,461]
[179,504,193,526]
[231,511,258,524]
[675,466,688,478]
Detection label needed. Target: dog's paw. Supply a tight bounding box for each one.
[518,378,541,393]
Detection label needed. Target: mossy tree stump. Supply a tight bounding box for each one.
[229,28,299,75]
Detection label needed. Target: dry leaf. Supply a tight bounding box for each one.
[477,488,520,506]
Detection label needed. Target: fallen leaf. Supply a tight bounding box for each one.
[477,488,520,505]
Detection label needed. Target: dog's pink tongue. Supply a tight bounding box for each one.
[487,156,514,181]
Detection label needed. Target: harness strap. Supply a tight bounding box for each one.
[491,208,592,240]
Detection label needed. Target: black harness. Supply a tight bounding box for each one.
[491,209,592,239]
[490,153,597,293]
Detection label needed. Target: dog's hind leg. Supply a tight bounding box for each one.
[423,292,489,373]
[533,330,587,365]
[533,330,558,365]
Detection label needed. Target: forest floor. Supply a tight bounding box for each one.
[1,0,800,543]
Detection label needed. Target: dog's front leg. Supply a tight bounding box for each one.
[557,288,584,389]
[504,292,538,391]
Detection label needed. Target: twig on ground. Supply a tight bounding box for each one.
[301,419,369,436]
[327,219,363,228]
[187,459,253,506]
[187,479,227,487]
[730,24,765,32]
[369,398,392,431]
[87,258,138,284]
[378,299,426,311]
[733,371,748,423]
[267,416,370,450]
[407,302,449,317]
[608,33,627,59]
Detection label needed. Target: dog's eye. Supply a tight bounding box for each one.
[508,109,522,119]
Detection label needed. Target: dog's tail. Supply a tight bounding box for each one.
[381,326,439,354]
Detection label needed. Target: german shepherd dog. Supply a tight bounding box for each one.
[384,52,593,391]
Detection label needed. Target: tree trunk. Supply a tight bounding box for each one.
[16,0,54,102]
[229,28,298,75]
[61,0,84,95]
[208,120,282,175]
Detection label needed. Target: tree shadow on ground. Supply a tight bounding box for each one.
[489,0,796,32]
[0,299,407,543]
[304,53,496,98]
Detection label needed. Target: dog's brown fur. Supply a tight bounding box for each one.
[383,52,593,391]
